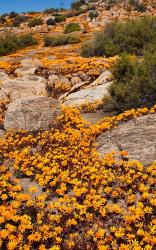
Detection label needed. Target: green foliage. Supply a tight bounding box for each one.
[0,16,6,24]
[64,22,81,33]
[12,15,29,27]
[81,16,156,57]
[9,11,19,19]
[89,10,98,20]
[54,15,66,23]
[44,34,81,47]
[43,8,59,14]
[28,18,43,27]
[46,18,56,26]
[129,0,147,12]
[105,54,156,112]
[0,33,37,56]
[75,8,87,16]
[71,0,86,10]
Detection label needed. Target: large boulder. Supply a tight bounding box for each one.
[1,75,47,102]
[63,81,112,107]
[48,75,71,89]
[90,70,112,86]
[4,96,59,131]
[96,113,156,165]
[15,66,38,77]
[14,59,41,77]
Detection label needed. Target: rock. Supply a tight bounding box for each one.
[48,75,71,89]
[15,66,38,77]
[90,71,112,86]
[0,130,5,139]
[0,90,10,102]
[71,76,81,86]
[21,58,41,67]
[82,110,105,124]
[63,81,112,107]
[0,71,10,83]
[4,96,59,131]
[96,113,156,165]
[1,75,47,102]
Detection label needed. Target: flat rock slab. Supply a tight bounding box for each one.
[1,75,47,102]
[96,113,156,165]
[4,96,59,131]
[82,110,105,124]
[64,82,112,107]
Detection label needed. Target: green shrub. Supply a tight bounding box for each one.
[89,10,98,21]
[71,0,86,10]
[0,33,37,56]
[64,22,81,33]
[75,8,88,16]
[43,8,59,14]
[44,34,80,47]
[28,18,43,27]
[54,15,66,23]
[12,15,29,27]
[105,53,156,112]
[130,0,147,12]
[9,11,19,19]
[46,18,56,26]
[81,16,156,57]
[0,16,6,24]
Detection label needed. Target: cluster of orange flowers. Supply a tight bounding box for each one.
[0,61,20,74]
[40,51,118,75]
[0,105,156,249]
[0,100,9,126]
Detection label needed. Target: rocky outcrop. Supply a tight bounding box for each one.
[63,81,112,107]
[1,75,47,102]
[96,113,156,165]
[15,59,42,77]
[4,96,59,131]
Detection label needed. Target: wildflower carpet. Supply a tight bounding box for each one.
[0,106,156,250]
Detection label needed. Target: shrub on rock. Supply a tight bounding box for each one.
[44,34,80,47]
[28,18,43,27]
[64,22,81,33]
[46,18,56,26]
[105,53,156,112]
[0,33,37,56]
[81,16,156,57]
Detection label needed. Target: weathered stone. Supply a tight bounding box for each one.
[63,81,112,107]
[90,71,112,86]
[1,75,47,102]
[4,96,59,131]
[48,75,70,88]
[15,66,38,77]
[96,113,156,165]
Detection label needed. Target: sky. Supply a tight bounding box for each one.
[0,0,72,14]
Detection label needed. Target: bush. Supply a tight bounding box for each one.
[0,16,6,24]
[105,53,156,112]
[81,16,156,57]
[12,15,29,27]
[130,0,147,12]
[28,18,43,27]
[9,11,19,19]
[64,22,81,33]
[0,33,37,56]
[89,10,98,21]
[54,15,66,23]
[46,18,56,26]
[71,0,86,10]
[44,34,80,47]
[43,8,59,14]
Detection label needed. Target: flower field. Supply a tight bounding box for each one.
[0,105,156,250]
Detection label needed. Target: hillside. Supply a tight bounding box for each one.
[0,1,156,250]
